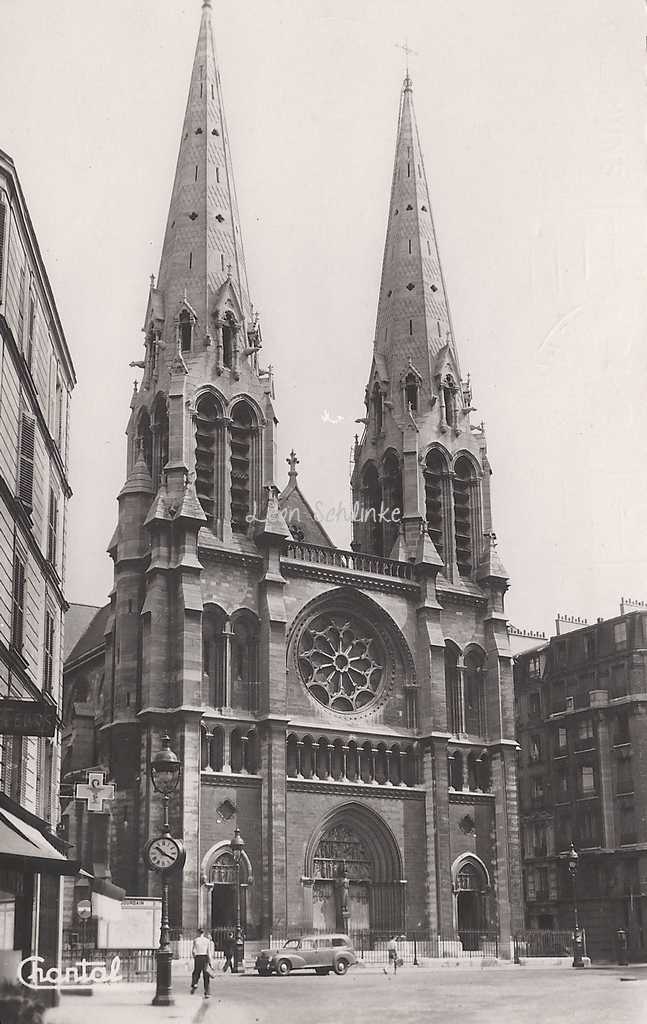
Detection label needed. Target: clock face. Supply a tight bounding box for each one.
[145,835,185,873]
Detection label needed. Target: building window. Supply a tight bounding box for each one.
[405,688,418,730]
[530,777,545,807]
[222,315,235,367]
[555,765,569,800]
[577,719,594,746]
[614,713,630,746]
[11,549,26,651]
[556,726,567,753]
[47,488,58,565]
[55,377,64,449]
[578,764,595,796]
[577,806,600,848]
[528,692,541,719]
[44,609,55,692]
[619,800,636,845]
[380,450,402,557]
[529,735,542,762]
[616,753,633,795]
[583,633,596,660]
[27,285,35,368]
[18,413,36,511]
[2,734,23,802]
[614,622,627,650]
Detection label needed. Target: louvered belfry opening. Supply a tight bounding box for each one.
[453,455,475,576]
[195,393,221,523]
[230,402,254,533]
[381,451,402,557]
[424,449,446,562]
[138,409,153,473]
[153,397,169,490]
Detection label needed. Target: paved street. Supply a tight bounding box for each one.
[46,965,647,1024]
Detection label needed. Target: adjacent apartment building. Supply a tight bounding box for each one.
[515,604,647,961]
[0,148,77,981]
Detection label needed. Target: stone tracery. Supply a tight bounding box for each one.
[298,614,384,713]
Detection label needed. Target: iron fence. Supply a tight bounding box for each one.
[513,930,579,960]
[266,928,499,961]
[60,946,158,982]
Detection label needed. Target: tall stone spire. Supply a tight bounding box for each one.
[154,0,252,345]
[374,74,459,387]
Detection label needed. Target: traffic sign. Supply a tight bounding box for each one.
[77,899,92,921]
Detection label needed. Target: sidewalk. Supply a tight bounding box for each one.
[45,983,211,1024]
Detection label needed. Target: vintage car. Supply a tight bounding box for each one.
[255,933,357,976]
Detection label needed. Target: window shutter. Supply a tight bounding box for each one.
[47,488,58,564]
[18,414,35,510]
[44,609,55,691]
[0,202,6,303]
[11,551,26,650]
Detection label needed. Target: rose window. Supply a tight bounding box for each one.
[298,614,384,713]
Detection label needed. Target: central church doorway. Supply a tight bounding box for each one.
[453,857,489,949]
[307,804,404,934]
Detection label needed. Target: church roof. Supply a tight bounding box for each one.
[65,603,111,667]
[154,0,252,346]
[373,74,460,380]
[278,451,335,548]
[64,604,101,660]
[118,448,154,498]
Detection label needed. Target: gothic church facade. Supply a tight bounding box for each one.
[65,0,523,949]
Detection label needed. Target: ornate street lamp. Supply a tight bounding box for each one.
[567,842,585,969]
[147,734,185,1006]
[230,827,245,973]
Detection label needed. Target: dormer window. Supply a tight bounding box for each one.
[222,315,235,368]
[405,373,419,413]
[179,309,193,352]
[443,375,456,427]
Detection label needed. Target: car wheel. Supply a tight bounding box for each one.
[315,968,329,976]
[334,958,349,976]
[276,960,291,976]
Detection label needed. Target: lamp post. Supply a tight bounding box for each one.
[230,826,245,973]
[567,842,585,969]
[150,734,183,1006]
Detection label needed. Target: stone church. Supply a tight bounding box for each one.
[63,0,523,950]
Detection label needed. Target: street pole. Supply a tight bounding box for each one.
[234,856,241,974]
[153,793,174,1006]
[230,826,245,973]
[567,843,585,969]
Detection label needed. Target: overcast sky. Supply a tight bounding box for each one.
[1,0,644,636]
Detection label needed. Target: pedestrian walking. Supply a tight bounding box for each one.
[385,935,399,975]
[222,931,235,972]
[191,927,214,997]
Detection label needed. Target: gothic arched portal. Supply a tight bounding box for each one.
[304,804,404,934]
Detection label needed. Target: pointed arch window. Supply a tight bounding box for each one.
[445,642,462,734]
[179,309,194,352]
[203,605,228,708]
[453,455,478,577]
[424,449,448,562]
[404,372,419,413]
[464,647,486,736]
[138,409,153,474]
[152,397,169,490]
[361,463,382,556]
[195,393,222,523]
[381,451,402,557]
[230,401,256,533]
[222,314,236,369]
[231,611,259,710]
[372,383,383,434]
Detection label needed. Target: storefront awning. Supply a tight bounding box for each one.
[0,795,80,876]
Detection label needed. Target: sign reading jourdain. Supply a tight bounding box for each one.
[0,699,57,737]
